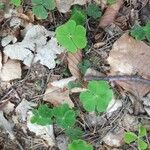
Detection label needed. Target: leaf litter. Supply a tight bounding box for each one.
[1,0,150,150]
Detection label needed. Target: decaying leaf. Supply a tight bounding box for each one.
[56,0,87,13]
[43,77,76,107]
[15,99,37,122]
[99,0,123,28]
[3,25,65,69]
[27,111,55,146]
[67,50,82,78]
[108,33,150,97]
[0,111,15,140]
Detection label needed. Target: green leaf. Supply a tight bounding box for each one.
[32,5,48,19]
[43,0,56,10]
[124,132,138,144]
[67,81,82,90]
[139,126,147,137]
[143,21,150,42]
[56,20,87,53]
[65,127,83,140]
[87,3,102,19]
[32,0,42,5]
[53,104,76,129]
[107,0,116,5]
[11,0,21,6]
[130,25,146,40]
[78,59,91,74]
[31,104,53,126]
[0,2,5,9]
[137,139,148,150]
[68,140,93,150]
[70,6,87,25]
[80,81,113,112]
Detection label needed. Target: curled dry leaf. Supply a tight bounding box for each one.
[67,50,82,79]
[107,33,150,97]
[43,77,76,107]
[99,0,124,28]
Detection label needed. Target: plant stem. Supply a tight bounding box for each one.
[85,75,150,85]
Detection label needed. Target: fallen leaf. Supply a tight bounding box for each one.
[27,111,55,146]
[43,77,76,107]
[99,0,123,28]
[67,50,82,78]
[0,111,15,140]
[107,33,150,97]
[0,59,21,81]
[4,25,65,69]
[1,35,17,47]
[56,0,86,13]
[15,99,37,122]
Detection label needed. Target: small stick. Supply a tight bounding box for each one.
[85,75,150,85]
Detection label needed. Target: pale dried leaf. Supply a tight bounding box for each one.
[0,59,21,81]
[4,25,64,69]
[108,33,150,97]
[2,102,15,114]
[1,35,17,47]
[27,111,55,146]
[43,77,76,107]
[56,0,86,13]
[0,111,15,140]
[0,50,2,70]
[15,99,37,122]
[67,50,82,78]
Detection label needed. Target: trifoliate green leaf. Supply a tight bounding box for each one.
[107,0,116,5]
[56,20,87,53]
[78,59,91,75]
[130,25,146,40]
[87,3,102,19]
[32,0,42,5]
[11,0,21,6]
[137,139,148,150]
[70,6,87,25]
[0,2,5,9]
[143,21,150,42]
[65,127,83,140]
[79,81,113,112]
[43,0,56,10]
[53,104,76,129]
[68,140,93,150]
[139,126,147,137]
[124,132,138,144]
[32,5,48,19]
[31,104,53,126]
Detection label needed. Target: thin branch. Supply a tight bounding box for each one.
[85,75,150,85]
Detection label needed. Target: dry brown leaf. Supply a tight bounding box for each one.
[99,0,123,28]
[108,33,150,97]
[0,59,21,81]
[67,50,82,79]
[43,77,75,107]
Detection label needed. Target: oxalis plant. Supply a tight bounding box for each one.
[124,125,148,150]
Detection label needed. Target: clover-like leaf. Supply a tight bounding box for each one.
[32,5,48,19]
[124,132,138,144]
[56,20,87,53]
[70,6,87,25]
[137,139,148,150]
[68,140,93,150]
[31,104,53,126]
[53,104,76,129]
[79,81,113,112]
[42,0,55,10]
[143,21,150,42]
[130,25,146,41]
[87,3,102,19]
[11,0,21,6]
[139,126,147,137]
[65,127,83,140]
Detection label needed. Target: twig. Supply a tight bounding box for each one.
[85,75,150,85]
